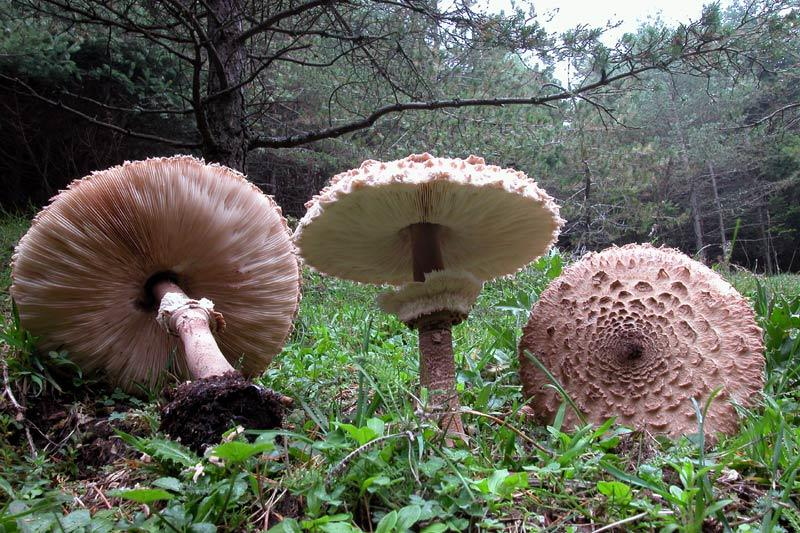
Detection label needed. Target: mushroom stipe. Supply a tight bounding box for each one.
[410,223,445,282]
[415,311,464,435]
[155,279,234,378]
[409,223,465,435]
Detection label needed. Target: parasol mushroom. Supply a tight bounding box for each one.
[295,153,563,437]
[11,156,300,450]
[518,243,764,438]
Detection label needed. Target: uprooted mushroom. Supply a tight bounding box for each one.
[11,156,301,451]
[295,153,563,438]
[518,243,764,438]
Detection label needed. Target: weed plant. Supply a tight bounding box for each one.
[0,214,798,532]
[0,211,29,312]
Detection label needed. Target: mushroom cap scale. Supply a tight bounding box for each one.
[294,153,564,284]
[11,156,300,390]
[518,243,764,437]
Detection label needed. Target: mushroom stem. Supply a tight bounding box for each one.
[418,319,465,436]
[153,280,235,379]
[409,225,465,438]
[410,223,444,282]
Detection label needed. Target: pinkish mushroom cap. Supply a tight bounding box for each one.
[518,243,765,437]
[11,156,300,391]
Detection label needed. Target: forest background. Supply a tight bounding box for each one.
[0,0,798,271]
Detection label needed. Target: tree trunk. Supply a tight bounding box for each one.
[669,88,705,261]
[689,181,705,260]
[581,160,592,239]
[707,161,727,264]
[204,0,248,171]
[757,204,774,274]
[765,204,778,273]
[575,100,592,249]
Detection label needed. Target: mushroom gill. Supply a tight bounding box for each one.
[11,156,300,391]
[518,243,764,438]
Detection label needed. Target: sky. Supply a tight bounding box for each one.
[482,0,731,40]
[477,0,733,81]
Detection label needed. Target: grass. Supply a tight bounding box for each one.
[0,214,798,532]
[0,211,30,311]
[724,269,800,299]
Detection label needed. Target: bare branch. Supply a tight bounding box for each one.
[160,0,229,88]
[249,64,660,149]
[191,45,215,151]
[237,0,335,44]
[728,102,800,130]
[60,90,192,115]
[0,74,200,148]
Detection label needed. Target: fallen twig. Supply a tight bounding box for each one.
[462,408,550,455]
[325,431,415,488]
[1,356,36,455]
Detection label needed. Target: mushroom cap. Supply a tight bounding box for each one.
[11,156,300,391]
[294,153,563,284]
[518,243,764,437]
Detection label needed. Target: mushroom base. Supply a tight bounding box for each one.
[160,372,290,452]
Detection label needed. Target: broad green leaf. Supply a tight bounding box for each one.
[597,480,633,506]
[189,523,217,533]
[319,523,360,533]
[702,499,734,518]
[375,510,398,533]
[338,423,378,445]
[110,488,174,503]
[395,505,423,530]
[267,518,302,533]
[0,476,14,499]
[366,418,385,438]
[148,439,199,467]
[419,457,445,477]
[153,477,183,492]
[60,509,91,531]
[499,472,528,498]
[211,441,274,463]
[360,475,391,496]
[302,513,352,530]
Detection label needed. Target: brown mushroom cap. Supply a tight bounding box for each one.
[11,156,300,390]
[518,243,764,437]
[294,153,564,284]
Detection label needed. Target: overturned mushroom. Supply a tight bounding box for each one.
[295,153,562,436]
[11,156,300,450]
[518,243,764,438]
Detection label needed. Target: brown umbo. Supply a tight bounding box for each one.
[11,156,301,447]
[295,153,563,437]
[518,243,764,438]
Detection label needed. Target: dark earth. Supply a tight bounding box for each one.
[159,371,287,453]
[9,382,146,475]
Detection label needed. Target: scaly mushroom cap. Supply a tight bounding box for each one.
[294,153,564,284]
[518,244,764,437]
[11,156,300,390]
